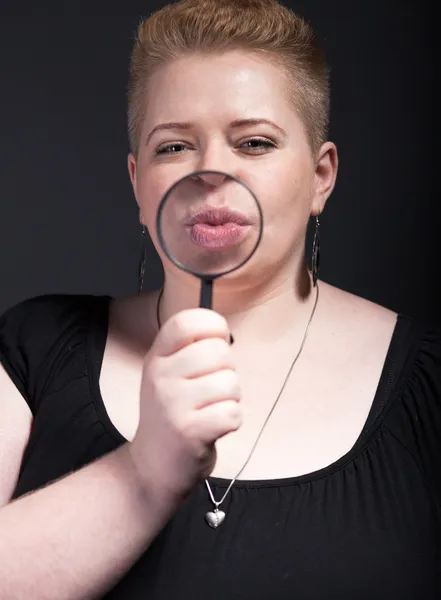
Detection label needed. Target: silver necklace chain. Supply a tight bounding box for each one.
[156,281,320,528]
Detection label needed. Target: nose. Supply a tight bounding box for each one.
[191,140,237,185]
[192,171,229,186]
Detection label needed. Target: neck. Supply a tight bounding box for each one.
[158,262,317,343]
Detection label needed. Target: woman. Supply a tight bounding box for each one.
[0,0,439,598]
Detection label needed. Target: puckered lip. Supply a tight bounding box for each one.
[185,205,252,226]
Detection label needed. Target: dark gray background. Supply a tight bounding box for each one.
[0,1,439,323]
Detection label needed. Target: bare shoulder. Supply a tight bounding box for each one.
[320,280,397,326]
[316,281,398,361]
[107,291,159,353]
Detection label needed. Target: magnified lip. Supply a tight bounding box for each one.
[184,205,252,251]
[186,206,252,226]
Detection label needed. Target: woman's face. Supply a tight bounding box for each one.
[129,50,337,285]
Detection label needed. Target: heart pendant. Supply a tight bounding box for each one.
[205,509,226,529]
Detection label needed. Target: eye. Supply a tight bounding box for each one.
[240,138,277,153]
[155,142,190,155]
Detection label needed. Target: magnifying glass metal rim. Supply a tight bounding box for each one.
[156,169,264,280]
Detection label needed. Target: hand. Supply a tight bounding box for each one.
[129,308,242,506]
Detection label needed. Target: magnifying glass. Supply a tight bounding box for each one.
[156,170,263,314]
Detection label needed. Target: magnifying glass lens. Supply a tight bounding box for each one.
[156,170,263,309]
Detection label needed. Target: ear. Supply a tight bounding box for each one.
[311,141,338,216]
[128,153,145,225]
[128,152,137,197]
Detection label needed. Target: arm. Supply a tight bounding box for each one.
[0,363,32,507]
[0,306,240,600]
[0,366,176,600]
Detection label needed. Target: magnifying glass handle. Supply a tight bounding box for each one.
[199,278,213,310]
[199,278,234,344]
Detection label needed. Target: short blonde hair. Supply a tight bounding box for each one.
[128,0,330,157]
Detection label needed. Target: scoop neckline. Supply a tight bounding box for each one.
[88,296,418,489]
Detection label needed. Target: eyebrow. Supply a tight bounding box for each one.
[145,118,287,145]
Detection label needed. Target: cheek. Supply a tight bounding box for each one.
[253,160,313,220]
[249,161,313,254]
[136,170,171,226]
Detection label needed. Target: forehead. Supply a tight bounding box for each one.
[143,50,296,127]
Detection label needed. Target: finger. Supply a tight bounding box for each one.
[153,309,231,357]
[189,400,243,445]
[166,337,234,379]
[184,369,241,410]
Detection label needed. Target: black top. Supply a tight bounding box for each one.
[0,294,440,599]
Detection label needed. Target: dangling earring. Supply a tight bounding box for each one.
[138,225,147,295]
[311,215,320,287]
